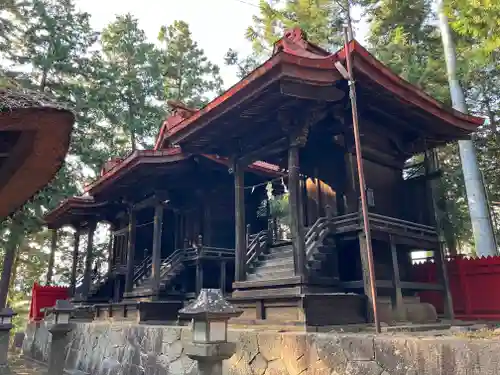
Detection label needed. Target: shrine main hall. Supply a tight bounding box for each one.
[43,28,482,327]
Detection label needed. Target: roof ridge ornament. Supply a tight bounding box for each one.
[273,27,330,58]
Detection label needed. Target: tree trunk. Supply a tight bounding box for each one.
[437,0,497,257]
[0,224,22,309]
[6,246,20,307]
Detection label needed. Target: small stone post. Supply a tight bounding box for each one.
[45,300,75,375]
[0,307,16,372]
[179,289,242,375]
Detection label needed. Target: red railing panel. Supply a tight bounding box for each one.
[28,282,69,321]
[413,255,500,321]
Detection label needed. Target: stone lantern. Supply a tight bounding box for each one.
[47,299,73,326]
[179,289,242,375]
[0,307,16,369]
[45,300,75,375]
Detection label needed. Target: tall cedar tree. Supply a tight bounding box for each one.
[158,20,223,108]
[99,13,164,152]
[0,0,99,307]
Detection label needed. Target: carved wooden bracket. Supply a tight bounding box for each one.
[279,105,329,147]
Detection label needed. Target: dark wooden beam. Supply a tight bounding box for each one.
[288,144,306,278]
[124,209,137,294]
[220,260,227,295]
[81,221,96,299]
[70,230,80,297]
[131,191,169,211]
[151,202,164,298]
[389,235,406,321]
[196,258,203,294]
[434,246,454,320]
[237,137,289,167]
[234,161,246,282]
[280,80,345,102]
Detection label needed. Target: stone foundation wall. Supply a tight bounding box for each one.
[23,321,500,375]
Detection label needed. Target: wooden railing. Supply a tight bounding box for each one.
[332,212,437,239]
[246,230,268,268]
[305,217,332,261]
[133,255,152,286]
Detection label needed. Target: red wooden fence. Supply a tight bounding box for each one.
[413,255,500,320]
[28,282,69,321]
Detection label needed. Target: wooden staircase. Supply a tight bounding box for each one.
[247,243,294,281]
[245,216,337,282]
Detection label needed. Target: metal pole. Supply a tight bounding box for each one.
[436,0,496,257]
[342,25,380,333]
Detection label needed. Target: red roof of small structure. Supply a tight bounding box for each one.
[155,27,483,150]
[83,148,282,198]
[44,195,110,228]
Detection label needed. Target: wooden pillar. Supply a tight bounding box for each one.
[46,229,58,285]
[196,259,203,294]
[113,276,121,303]
[81,222,96,298]
[359,231,375,322]
[302,176,308,227]
[151,202,164,296]
[124,209,137,294]
[234,161,246,282]
[220,260,227,295]
[204,204,212,246]
[435,244,454,320]
[70,230,80,297]
[288,144,306,278]
[107,225,114,274]
[316,177,323,218]
[345,151,359,212]
[389,235,406,321]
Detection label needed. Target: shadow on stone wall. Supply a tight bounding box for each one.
[22,322,500,375]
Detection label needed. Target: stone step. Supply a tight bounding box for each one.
[252,260,294,274]
[246,268,295,281]
[260,248,293,261]
[255,256,294,266]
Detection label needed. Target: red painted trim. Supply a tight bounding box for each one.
[158,37,483,148]
[44,196,111,226]
[337,41,482,130]
[85,148,185,196]
[202,154,283,177]
[159,55,285,148]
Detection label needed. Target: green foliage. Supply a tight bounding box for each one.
[99,13,165,151]
[225,0,346,78]
[445,0,500,58]
[0,0,222,324]
[158,20,223,108]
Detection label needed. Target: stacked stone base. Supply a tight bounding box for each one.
[22,321,500,375]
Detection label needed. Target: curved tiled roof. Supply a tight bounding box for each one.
[155,28,482,149]
[0,89,74,219]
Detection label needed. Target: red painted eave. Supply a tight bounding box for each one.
[158,53,286,149]
[202,155,283,177]
[44,196,106,226]
[84,148,185,196]
[158,38,482,149]
[337,40,483,130]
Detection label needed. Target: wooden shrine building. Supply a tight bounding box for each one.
[44,29,483,327]
[44,102,281,320]
[159,29,482,326]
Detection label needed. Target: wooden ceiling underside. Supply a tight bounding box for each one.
[0,108,73,219]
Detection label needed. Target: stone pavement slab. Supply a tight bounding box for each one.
[1,357,47,375]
